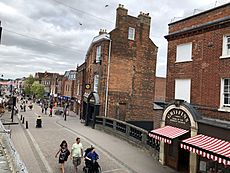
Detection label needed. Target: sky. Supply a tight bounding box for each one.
[0,0,229,79]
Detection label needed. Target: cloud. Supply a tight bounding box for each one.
[0,0,225,79]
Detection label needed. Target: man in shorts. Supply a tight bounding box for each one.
[71,137,83,173]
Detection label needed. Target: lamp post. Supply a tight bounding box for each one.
[104,34,112,117]
[0,74,3,96]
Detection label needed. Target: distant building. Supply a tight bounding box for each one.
[149,3,230,173]
[84,4,158,130]
[35,71,59,97]
[73,63,86,115]
[62,70,76,110]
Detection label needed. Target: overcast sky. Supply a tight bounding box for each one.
[0,0,229,79]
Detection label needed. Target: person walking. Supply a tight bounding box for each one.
[71,137,83,173]
[44,103,48,115]
[55,140,70,173]
[41,103,44,113]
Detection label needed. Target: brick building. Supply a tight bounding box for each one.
[154,77,166,102]
[62,70,76,110]
[74,63,86,115]
[62,70,76,98]
[35,71,59,96]
[84,4,158,129]
[149,3,230,173]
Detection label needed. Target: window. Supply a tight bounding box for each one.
[128,27,135,40]
[221,35,230,58]
[77,80,80,95]
[220,78,230,109]
[93,75,99,92]
[176,43,192,62]
[175,79,191,103]
[96,46,101,63]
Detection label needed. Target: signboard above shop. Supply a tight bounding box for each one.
[165,108,191,130]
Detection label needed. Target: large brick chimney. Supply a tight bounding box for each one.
[115,4,128,28]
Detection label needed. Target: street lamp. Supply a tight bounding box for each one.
[0,74,3,96]
[104,34,112,117]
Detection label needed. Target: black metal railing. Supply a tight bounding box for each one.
[95,116,160,153]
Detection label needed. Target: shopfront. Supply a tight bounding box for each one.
[83,92,100,128]
[149,100,230,173]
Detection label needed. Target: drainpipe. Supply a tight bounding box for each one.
[104,34,112,117]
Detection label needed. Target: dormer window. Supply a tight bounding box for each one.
[96,45,101,63]
[128,27,135,40]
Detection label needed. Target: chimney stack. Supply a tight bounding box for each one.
[138,11,151,25]
[116,4,128,28]
[99,29,107,35]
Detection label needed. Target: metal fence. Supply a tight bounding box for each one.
[95,116,160,158]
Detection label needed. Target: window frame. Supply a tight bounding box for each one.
[96,45,101,63]
[219,78,230,111]
[220,35,230,59]
[93,74,99,93]
[175,78,191,103]
[128,27,135,40]
[176,42,193,63]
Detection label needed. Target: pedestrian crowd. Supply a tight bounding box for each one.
[55,137,100,173]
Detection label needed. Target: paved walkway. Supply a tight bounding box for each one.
[1,103,177,173]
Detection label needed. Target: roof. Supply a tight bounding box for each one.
[197,117,230,130]
[165,16,230,39]
[169,2,230,25]
[86,33,111,57]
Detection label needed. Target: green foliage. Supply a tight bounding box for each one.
[24,75,35,96]
[31,81,45,99]
[24,75,45,98]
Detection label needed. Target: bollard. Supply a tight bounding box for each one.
[26,121,28,129]
[20,115,22,120]
[22,117,25,124]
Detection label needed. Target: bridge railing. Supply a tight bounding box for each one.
[95,116,160,158]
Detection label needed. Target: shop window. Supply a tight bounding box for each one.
[198,157,230,173]
[221,35,230,58]
[220,78,230,111]
[176,42,192,62]
[128,27,135,40]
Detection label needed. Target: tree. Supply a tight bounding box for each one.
[31,81,45,99]
[24,75,35,96]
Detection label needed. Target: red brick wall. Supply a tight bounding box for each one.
[166,4,230,121]
[155,77,166,102]
[85,6,158,123]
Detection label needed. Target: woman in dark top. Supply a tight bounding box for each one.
[55,140,70,173]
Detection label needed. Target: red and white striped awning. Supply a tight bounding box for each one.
[181,134,230,166]
[149,125,188,144]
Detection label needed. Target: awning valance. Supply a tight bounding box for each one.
[149,125,189,144]
[181,134,230,165]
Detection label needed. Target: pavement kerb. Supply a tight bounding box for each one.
[55,119,137,173]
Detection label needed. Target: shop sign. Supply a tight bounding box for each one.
[165,108,191,129]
